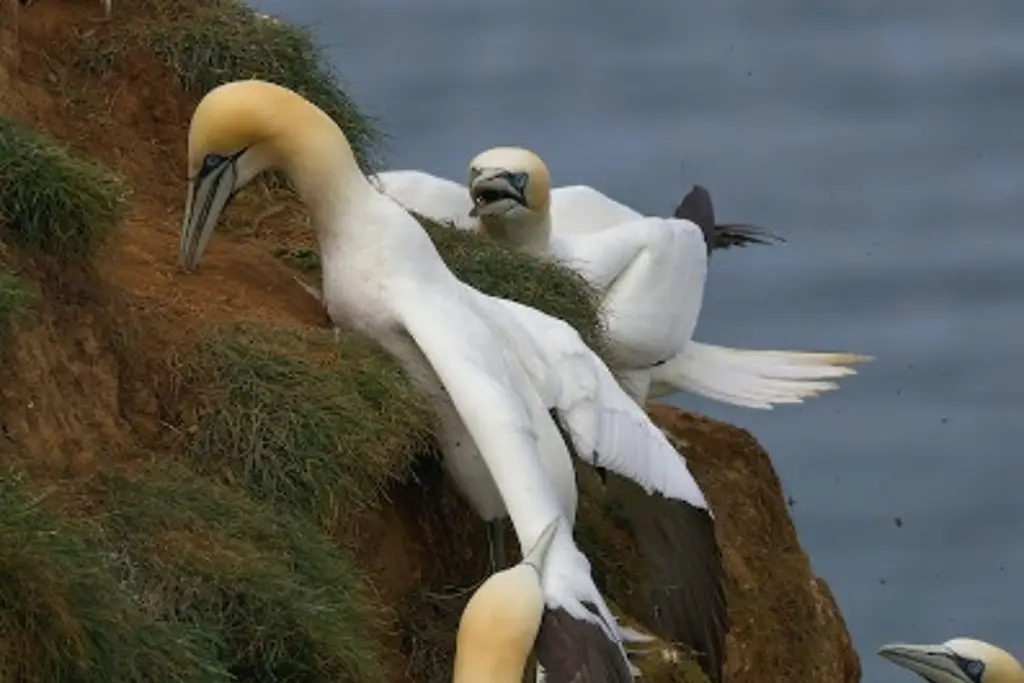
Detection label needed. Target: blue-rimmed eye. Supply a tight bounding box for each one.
[509,172,529,192]
[959,658,985,681]
[202,153,226,174]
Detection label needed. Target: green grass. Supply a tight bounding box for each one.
[0,268,35,334]
[90,463,386,683]
[276,216,608,355]
[0,118,127,260]
[184,323,436,532]
[78,0,382,174]
[0,469,221,683]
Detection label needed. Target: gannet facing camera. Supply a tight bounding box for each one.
[467,146,872,408]
[879,638,1024,683]
[177,79,727,683]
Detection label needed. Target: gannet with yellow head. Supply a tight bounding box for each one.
[369,161,777,248]
[879,638,1023,683]
[455,517,635,683]
[465,145,871,408]
[178,79,727,683]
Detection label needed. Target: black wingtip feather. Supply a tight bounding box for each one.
[606,475,729,683]
[673,184,783,255]
[536,605,634,683]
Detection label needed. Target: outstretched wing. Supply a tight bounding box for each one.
[371,169,477,231]
[396,285,637,683]
[489,296,729,683]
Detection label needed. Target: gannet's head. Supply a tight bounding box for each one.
[178,79,341,271]
[467,146,551,222]
[452,518,560,683]
[879,638,1024,683]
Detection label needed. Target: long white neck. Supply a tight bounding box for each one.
[479,209,553,258]
[276,122,449,289]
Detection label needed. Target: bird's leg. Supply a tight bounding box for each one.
[486,518,507,572]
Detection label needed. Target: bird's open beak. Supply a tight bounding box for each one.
[522,517,560,573]
[468,172,526,218]
[178,161,238,271]
[878,643,971,683]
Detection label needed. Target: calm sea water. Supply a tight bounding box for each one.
[250,1,1024,679]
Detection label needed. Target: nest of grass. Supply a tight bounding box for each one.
[0,117,127,260]
[180,323,437,534]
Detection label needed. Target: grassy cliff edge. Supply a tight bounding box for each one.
[0,2,861,683]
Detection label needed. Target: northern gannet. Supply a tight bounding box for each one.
[177,79,728,683]
[879,638,1023,683]
[18,0,110,17]
[370,167,778,250]
[454,517,633,683]
[466,146,872,407]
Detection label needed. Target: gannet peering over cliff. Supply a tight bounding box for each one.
[369,166,779,250]
[879,638,1024,683]
[176,79,728,683]
[465,146,871,407]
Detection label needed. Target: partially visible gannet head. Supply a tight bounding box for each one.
[178,79,352,271]
[466,147,552,254]
[453,517,560,683]
[879,638,1024,683]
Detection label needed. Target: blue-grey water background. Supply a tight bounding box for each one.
[251,1,1022,678]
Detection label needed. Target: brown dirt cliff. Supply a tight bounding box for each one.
[0,2,860,683]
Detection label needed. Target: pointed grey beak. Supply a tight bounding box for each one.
[878,643,971,683]
[468,172,526,218]
[521,517,560,574]
[178,160,238,271]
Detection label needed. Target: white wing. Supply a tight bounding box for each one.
[550,185,642,237]
[553,217,708,371]
[484,295,710,514]
[370,169,476,230]
[394,283,629,637]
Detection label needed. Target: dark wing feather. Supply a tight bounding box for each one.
[672,184,783,254]
[536,605,634,683]
[546,411,728,683]
[607,474,729,683]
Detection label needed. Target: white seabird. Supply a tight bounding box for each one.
[454,517,635,683]
[464,146,872,407]
[177,79,728,683]
[369,166,779,251]
[879,638,1023,683]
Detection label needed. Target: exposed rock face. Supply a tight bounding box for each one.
[647,405,861,683]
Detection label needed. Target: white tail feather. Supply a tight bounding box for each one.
[649,340,871,409]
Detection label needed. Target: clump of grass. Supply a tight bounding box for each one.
[421,219,607,352]
[89,463,386,683]
[185,323,435,531]
[0,268,35,334]
[142,0,381,173]
[0,469,221,683]
[0,118,128,260]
